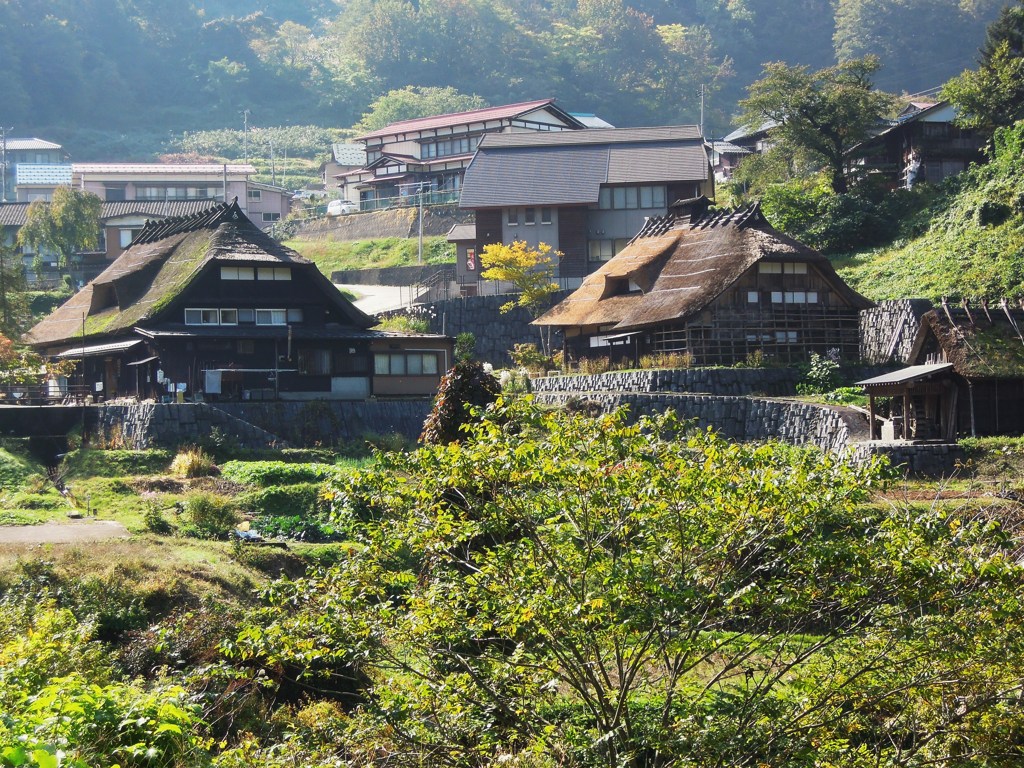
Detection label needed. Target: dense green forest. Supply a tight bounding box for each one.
[0,0,1008,159]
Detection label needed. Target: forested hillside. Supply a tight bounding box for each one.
[0,0,1006,159]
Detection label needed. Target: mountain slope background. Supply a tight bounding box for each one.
[0,0,1007,159]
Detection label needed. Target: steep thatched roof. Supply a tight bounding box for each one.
[24,200,373,347]
[534,203,872,330]
[911,303,1024,379]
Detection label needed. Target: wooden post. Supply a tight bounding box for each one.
[868,394,877,440]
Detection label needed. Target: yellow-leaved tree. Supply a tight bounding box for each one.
[480,240,561,355]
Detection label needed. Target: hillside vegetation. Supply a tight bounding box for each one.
[833,122,1024,300]
[284,235,454,276]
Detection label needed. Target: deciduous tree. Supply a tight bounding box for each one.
[738,56,895,194]
[17,187,102,274]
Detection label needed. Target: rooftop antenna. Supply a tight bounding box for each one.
[241,109,251,163]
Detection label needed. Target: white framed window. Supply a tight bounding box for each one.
[589,240,614,261]
[221,266,255,280]
[257,267,291,280]
[524,207,536,225]
[256,309,287,325]
[507,208,519,226]
[262,212,281,223]
[374,352,440,376]
[540,207,552,224]
[247,189,262,201]
[185,308,220,325]
[598,185,667,210]
[238,308,255,323]
[219,309,238,325]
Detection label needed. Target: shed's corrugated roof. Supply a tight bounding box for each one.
[857,363,954,387]
[15,164,72,185]
[535,204,872,331]
[461,131,709,209]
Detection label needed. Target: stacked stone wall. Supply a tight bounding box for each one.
[293,206,472,242]
[533,391,858,454]
[331,264,455,286]
[85,400,434,449]
[849,441,966,477]
[532,368,802,397]
[420,292,571,366]
[860,299,933,364]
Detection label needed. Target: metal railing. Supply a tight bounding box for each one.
[0,383,94,405]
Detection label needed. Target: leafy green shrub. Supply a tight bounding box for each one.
[509,342,552,372]
[251,513,340,542]
[220,461,337,487]
[169,447,216,478]
[60,448,172,478]
[796,351,842,394]
[238,482,324,517]
[178,492,238,539]
[455,332,476,362]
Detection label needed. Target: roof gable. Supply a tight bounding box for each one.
[535,203,872,331]
[25,201,373,347]
[355,99,584,140]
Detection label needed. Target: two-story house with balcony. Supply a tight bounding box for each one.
[339,99,587,210]
[2,138,69,202]
[458,126,714,286]
[71,163,292,224]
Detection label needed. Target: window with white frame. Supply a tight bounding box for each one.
[219,309,238,325]
[256,309,287,325]
[185,308,220,325]
[247,189,262,201]
[597,185,666,210]
[262,212,281,223]
[507,208,519,226]
[524,207,536,225]
[221,266,255,280]
[540,207,552,224]
[374,352,440,376]
[256,267,291,281]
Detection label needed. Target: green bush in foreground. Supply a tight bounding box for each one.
[227,398,1024,767]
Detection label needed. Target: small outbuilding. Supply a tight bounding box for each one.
[858,302,1024,439]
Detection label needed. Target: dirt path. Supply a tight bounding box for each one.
[0,520,130,545]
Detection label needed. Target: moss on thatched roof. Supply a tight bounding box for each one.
[25,200,373,347]
[914,305,1024,379]
[535,203,872,330]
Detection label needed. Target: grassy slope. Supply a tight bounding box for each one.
[284,236,455,277]
[834,132,1024,301]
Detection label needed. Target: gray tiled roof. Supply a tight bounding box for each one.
[461,131,709,209]
[99,200,221,220]
[479,125,701,149]
[0,203,30,226]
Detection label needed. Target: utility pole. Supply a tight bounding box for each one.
[418,181,426,265]
[699,84,705,138]
[270,140,276,186]
[241,109,251,163]
[1,126,13,203]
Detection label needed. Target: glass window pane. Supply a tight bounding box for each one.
[524,207,535,225]
[390,354,406,375]
[287,308,303,322]
[423,354,438,375]
[238,308,254,323]
[507,208,518,226]
[220,309,238,325]
[407,355,422,375]
[221,267,238,280]
[598,188,611,209]
[540,207,552,224]
[257,267,275,280]
[185,309,201,325]
[653,186,666,207]
[640,186,653,208]
[612,188,626,209]
[625,187,638,209]
[275,268,291,280]
[374,354,389,375]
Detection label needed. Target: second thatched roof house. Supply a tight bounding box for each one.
[534,198,873,366]
[25,200,453,402]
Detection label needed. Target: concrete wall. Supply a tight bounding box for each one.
[860,299,933,364]
[332,264,455,287]
[86,403,285,450]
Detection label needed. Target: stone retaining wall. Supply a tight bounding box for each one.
[532,368,803,397]
[293,206,472,242]
[849,441,966,477]
[533,391,860,455]
[421,292,571,366]
[860,299,933,364]
[87,403,284,450]
[331,264,455,286]
[86,400,434,449]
